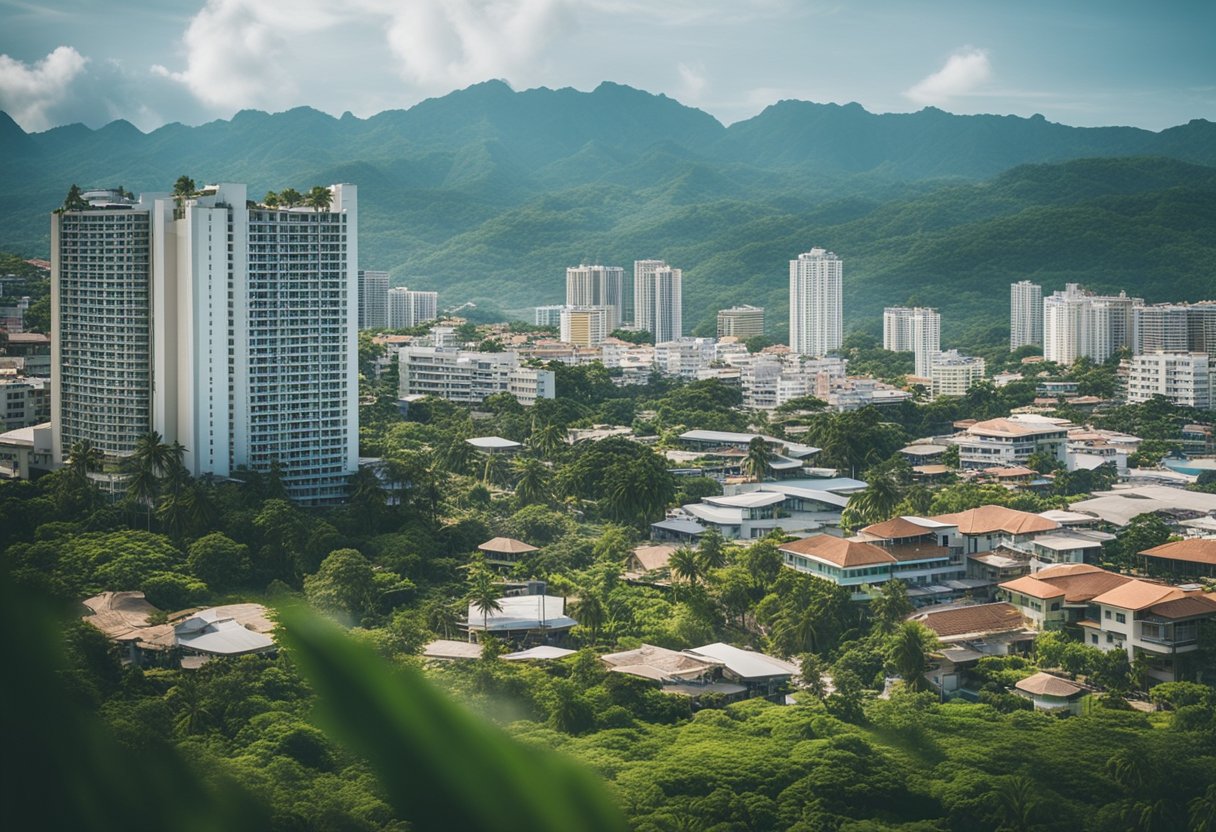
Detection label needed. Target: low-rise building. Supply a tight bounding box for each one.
[953,417,1068,470]
[398,346,555,406]
[716,306,765,339]
[0,421,53,479]
[930,505,1061,554]
[600,643,747,701]
[0,375,50,431]
[1138,539,1216,579]
[999,563,1132,631]
[463,589,576,645]
[477,536,539,568]
[1014,672,1086,714]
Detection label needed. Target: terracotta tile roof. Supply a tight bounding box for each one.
[1000,575,1065,600]
[861,516,939,540]
[983,466,1036,478]
[1016,672,1084,698]
[1091,580,1182,611]
[631,544,677,572]
[779,535,895,568]
[1147,595,1216,620]
[886,543,953,562]
[910,602,1027,638]
[478,537,539,554]
[969,418,1065,438]
[932,505,1060,536]
[1031,563,1133,603]
[1140,538,1216,566]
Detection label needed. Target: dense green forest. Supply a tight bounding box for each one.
[3,82,1215,344]
[4,350,1215,830]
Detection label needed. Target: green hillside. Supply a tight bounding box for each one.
[3,82,1214,348]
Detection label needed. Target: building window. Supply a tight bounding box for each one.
[1115,612,1126,624]
[1104,610,1111,619]
[1090,634,1098,644]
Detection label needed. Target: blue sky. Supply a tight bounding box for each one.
[0,0,1212,132]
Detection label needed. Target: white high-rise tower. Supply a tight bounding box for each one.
[633,259,683,343]
[789,248,842,356]
[566,264,625,331]
[52,182,359,504]
[358,269,389,330]
[883,306,940,377]
[1010,281,1043,351]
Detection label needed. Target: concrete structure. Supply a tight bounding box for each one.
[789,248,842,357]
[1125,352,1213,409]
[53,183,359,503]
[1043,283,1142,365]
[387,287,438,330]
[1133,302,1216,356]
[357,269,388,330]
[716,305,765,339]
[1138,539,1216,579]
[929,350,985,397]
[953,417,1068,470]
[1000,563,1131,631]
[1010,280,1043,350]
[560,305,610,347]
[1,332,51,377]
[883,306,940,377]
[567,264,625,331]
[0,421,53,479]
[0,375,50,431]
[397,346,555,406]
[931,505,1060,555]
[634,260,682,343]
[463,589,576,645]
[1070,485,1216,528]
[1014,672,1086,713]
[654,337,716,379]
[534,304,565,328]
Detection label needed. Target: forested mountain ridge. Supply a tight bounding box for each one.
[3,81,1214,343]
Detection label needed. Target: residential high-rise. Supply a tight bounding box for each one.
[560,306,610,347]
[883,306,940,377]
[357,269,388,330]
[634,259,683,344]
[387,287,438,329]
[1133,302,1216,355]
[1043,283,1142,366]
[789,248,842,356]
[566,265,625,331]
[1010,281,1043,351]
[716,305,765,339]
[534,304,565,328]
[52,182,359,504]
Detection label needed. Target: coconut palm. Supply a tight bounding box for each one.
[1189,784,1216,832]
[172,175,195,201]
[668,546,703,592]
[466,568,503,639]
[991,775,1041,832]
[66,439,103,483]
[742,436,773,481]
[887,620,939,690]
[263,191,280,207]
[697,528,727,572]
[513,457,550,505]
[844,472,905,530]
[529,420,566,459]
[278,187,303,208]
[306,185,332,212]
[569,593,606,644]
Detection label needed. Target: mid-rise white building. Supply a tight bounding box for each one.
[1125,352,1213,409]
[1043,283,1142,366]
[654,338,717,379]
[358,269,388,330]
[566,265,625,331]
[0,376,50,431]
[1010,281,1043,351]
[789,248,842,357]
[387,287,438,329]
[717,305,765,339]
[929,350,986,397]
[52,183,359,503]
[883,306,940,377]
[954,417,1068,470]
[1133,302,1216,356]
[534,304,565,328]
[398,346,554,406]
[633,259,682,344]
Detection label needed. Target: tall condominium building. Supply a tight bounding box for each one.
[883,306,940,377]
[633,260,683,344]
[534,304,565,328]
[1010,281,1043,350]
[716,305,765,339]
[929,350,986,398]
[398,346,555,406]
[357,269,388,330]
[1133,302,1216,355]
[387,287,438,329]
[1043,283,1142,366]
[52,183,359,504]
[566,264,625,331]
[789,248,843,356]
[560,306,610,347]
[1125,352,1213,410]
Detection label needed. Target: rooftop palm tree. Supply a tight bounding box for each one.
[262,191,280,208]
[466,568,503,640]
[306,185,332,212]
[742,436,773,482]
[279,187,303,208]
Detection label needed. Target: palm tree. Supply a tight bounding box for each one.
[169,677,212,736]
[426,598,462,639]
[991,775,1040,832]
[529,421,566,459]
[466,569,503,641]
[1189,784,1216,832]
[124,431,174,529]
[481,452,507,487]
[172,175,195,200]
[887,621,939,690]
[306,185,332,212]
[742,436,773,481]
[279,187,303,208]
[697,528,727,572]
[262,191,280,208]
[569,593,606,644]
[1105,749,1151,791]
[513,457,550,505]
[844,472,905,531]
[66,439,103,483]
[668,546,703,594]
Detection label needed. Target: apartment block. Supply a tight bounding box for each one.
[789,248,842,356]
[534,304,565,328]
[567,265,625,331]
[1043,283,1142,365]
[397,346,555,406]
[560,306,610,347]
[634,259,682,343]
[954,418,1068,470]
[0,375,50,431]
[1125,352,1213,409]
[387,287,438,329]
[1010,281,1043,350]
[929,350,985,397]
[357,269,388,330]
[716,305,765,339]
[1133,302,1216,355]
[884,306,940,377]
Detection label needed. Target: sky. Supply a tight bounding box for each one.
[0,0,1213,133]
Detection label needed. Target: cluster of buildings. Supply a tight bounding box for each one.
[356,269,438,330]
[1012,280,1216,410]
[533,261,684,346]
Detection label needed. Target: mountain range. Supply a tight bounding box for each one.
[3,80,1215,343]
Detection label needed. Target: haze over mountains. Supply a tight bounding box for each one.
[3,80,1215,342]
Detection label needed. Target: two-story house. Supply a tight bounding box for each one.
[930,505,1061,555]
[999,563,1132,631]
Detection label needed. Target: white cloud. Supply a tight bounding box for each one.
[677,62,706,101]
[904,47,991,107]
[0,46,88,130]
